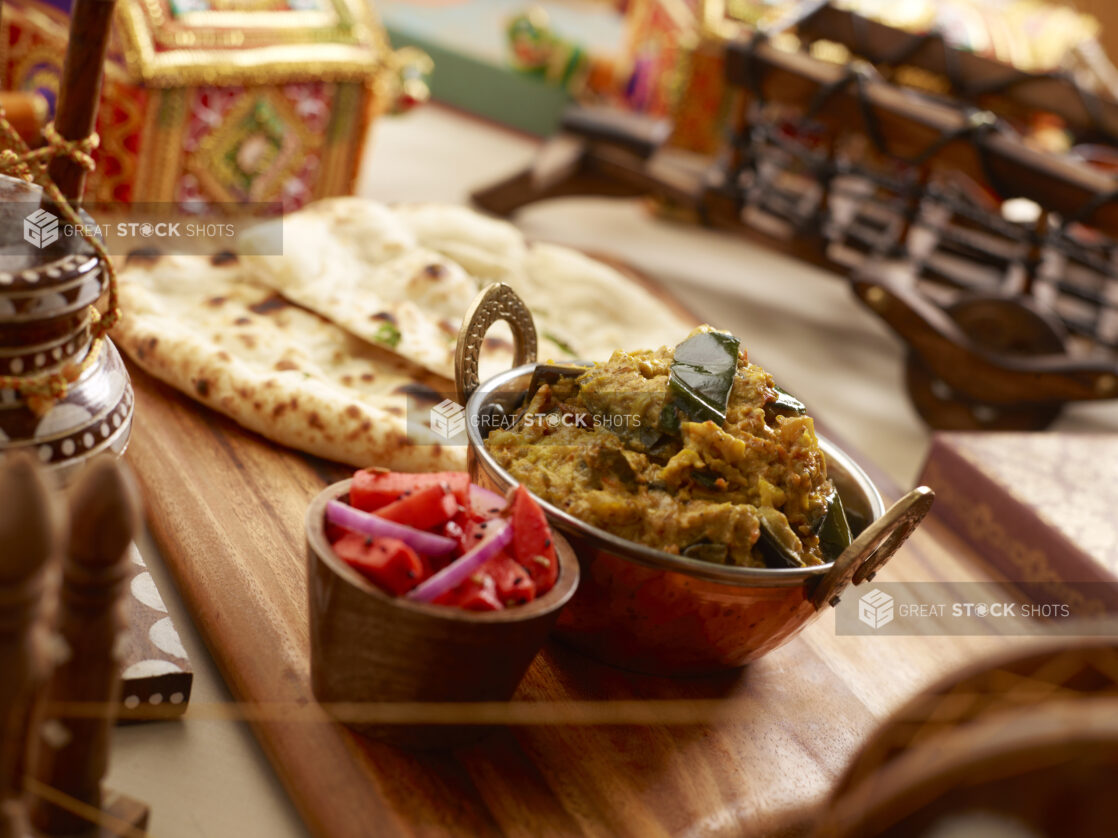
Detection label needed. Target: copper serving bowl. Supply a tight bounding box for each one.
[456,284,933,676]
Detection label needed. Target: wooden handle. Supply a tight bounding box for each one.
[48,0,118,203]
[0,455,60,838]
[796,3,1118,143]
[30,456,140,836]
[851,271,1118,404]
[454,283,538,406]
[724,38,1118,238]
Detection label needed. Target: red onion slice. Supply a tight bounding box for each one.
[326,500,457,558]
[406,520,513,603]
[469,483,508,518]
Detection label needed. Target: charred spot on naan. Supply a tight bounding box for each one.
[392,382,443,405]
[135,336,159,361]
[211,251,238,266]
[248,294,290,316]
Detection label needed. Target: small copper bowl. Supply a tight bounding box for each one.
[455,284,933,676]
[306,479,579,748]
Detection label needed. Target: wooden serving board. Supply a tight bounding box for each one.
[124,352,1042,837]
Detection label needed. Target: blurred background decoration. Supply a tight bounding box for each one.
[0,0,429,212]
[467,0,1118,432]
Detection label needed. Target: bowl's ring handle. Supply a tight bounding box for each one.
[455,282,539,405]
[810,486,935,610]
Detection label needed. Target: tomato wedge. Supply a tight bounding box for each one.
[333,534,427,596]
[351,470,469,512]
[508,485,558,595]
[373,483,459,531]
[433,572,503,611]
[485,553,536,606]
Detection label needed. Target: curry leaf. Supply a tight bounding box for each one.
[659,330,740,434]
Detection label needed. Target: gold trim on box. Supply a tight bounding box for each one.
[132,88,189,202]
[117,0,389,86]
[136,0,344,45]
[174,11,339,31]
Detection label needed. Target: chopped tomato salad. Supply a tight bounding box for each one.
[325,469,559,610]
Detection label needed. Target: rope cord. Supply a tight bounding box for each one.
[0,107,116,414]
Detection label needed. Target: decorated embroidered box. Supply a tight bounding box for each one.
[1,0,391,211]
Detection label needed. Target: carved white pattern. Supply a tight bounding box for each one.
[105,369,126,405]
[131,572,168,614]
[122,659,183,680]
[34,403,93,440]
[149,617,188,660]
[29,292,68,315]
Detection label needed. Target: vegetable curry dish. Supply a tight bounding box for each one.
[485,327,852,568]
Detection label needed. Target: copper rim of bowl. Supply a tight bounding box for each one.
[466,364,886,589]
[306,478,580,623]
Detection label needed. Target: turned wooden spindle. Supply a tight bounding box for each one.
[29,457,140,837]
[47,0,119,203]
[0,456,60,838]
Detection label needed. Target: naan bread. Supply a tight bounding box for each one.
[239,200,693,379]
[114,253,464,471]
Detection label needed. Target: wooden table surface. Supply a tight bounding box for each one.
[124,354,1031,838]
[106,104,1118,838]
